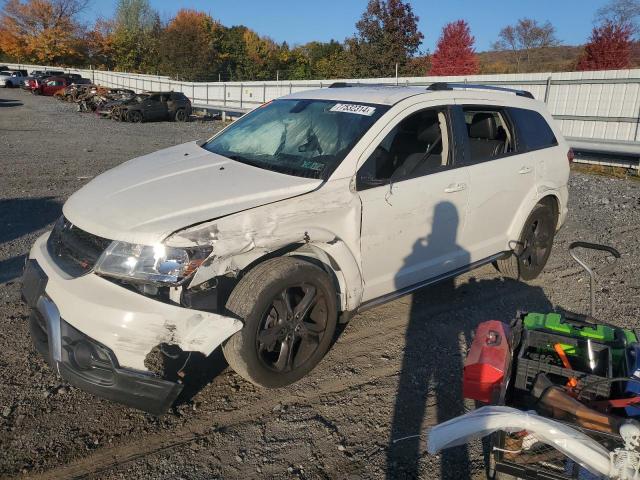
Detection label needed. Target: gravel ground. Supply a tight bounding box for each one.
[0,88,639,480]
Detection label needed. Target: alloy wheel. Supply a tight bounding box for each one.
[256,284,328,373]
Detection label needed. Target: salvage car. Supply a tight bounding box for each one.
[31,76,72,96]
[22,83,570,414]
[115,91,192,122]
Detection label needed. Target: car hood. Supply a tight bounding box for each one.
[63,141,323,245]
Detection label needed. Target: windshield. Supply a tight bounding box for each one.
[203,99,388,179]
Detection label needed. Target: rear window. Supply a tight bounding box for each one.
[508,108,557,151]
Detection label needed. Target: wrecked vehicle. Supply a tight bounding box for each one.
[30,76,72,96]
[22,83,570,414]
[113,91,192,122]
[95,91,143,119]
[76,87,134,113]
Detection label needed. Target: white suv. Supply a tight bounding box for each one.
[22,83,570,414]
[1,70,27,87]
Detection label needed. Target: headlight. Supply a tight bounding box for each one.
[94,241,212,284]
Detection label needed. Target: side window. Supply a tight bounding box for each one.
[508,107,557,151]
[462,108,514,164]
[357,108,451,189]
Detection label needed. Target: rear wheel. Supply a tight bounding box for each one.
[4,80,11,88]
[127,110,143,123]
[32,88,40,95]
[494,200,557,281]
[174,108,188,122]
[223,257,338,388]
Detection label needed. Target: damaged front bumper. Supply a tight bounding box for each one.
[22,233,243,414]
[26,291,182,415]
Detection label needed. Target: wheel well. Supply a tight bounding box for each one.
[231,245,345,312]
[539,194,560,226]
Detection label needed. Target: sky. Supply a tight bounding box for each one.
[81,0,613,52]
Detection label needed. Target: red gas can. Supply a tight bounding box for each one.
[463,320,511,404]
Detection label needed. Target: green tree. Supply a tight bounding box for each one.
[351,0,424,77]
[111,0,161,72]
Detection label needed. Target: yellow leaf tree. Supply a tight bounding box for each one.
[0,0,87,64]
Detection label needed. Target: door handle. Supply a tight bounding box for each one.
[518,166,533,174]
[444,183,466,193]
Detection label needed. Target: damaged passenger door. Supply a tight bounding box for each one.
[356,104,470,303]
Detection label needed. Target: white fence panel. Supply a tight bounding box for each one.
[7,62,640,142]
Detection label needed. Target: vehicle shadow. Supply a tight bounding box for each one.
[173,348,229,407]
[385,202,553,479]
[0,197,62,283]
[0,98,23,108]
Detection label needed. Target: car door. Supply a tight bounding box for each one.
[453,100,536,262]
[143,94,168,120]
[357,104,471,302]
[43,80,57,95]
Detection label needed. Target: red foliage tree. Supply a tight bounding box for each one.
[577,21,632,71]
[429,20,479,76]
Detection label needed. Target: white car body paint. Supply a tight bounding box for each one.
[63,141,322,245]
[30,86,569,377]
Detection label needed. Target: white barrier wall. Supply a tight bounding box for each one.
[7,63,640,143]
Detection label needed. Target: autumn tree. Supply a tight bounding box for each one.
[0,0,87,64]
[158,10,222,80]
[493,18,560,72]
[429,20,479,76]
[84,19,116,69]
[352,0,424,77]
[577,21,632,70]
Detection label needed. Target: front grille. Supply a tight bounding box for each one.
[47,217,111,277]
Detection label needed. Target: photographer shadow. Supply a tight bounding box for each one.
[386,201,553,479]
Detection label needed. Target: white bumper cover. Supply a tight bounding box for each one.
[29,233,243,371]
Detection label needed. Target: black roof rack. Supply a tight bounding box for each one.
[427,82,535,99]
[327,82,403,88]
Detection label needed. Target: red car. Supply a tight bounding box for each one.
[31,76,71,96]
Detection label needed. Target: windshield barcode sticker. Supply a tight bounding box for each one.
[330,103,376,116]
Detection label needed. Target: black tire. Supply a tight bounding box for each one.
[127,110,143,123]
[494,200,557,281]
[4,80,11,88]
[222,257,338,388]
[174,108,188,122]
[32,88,40,95]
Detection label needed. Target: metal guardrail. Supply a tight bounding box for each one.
[6,62,640,170]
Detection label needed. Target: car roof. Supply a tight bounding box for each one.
[282,84,539,107]
[283,85,426,106]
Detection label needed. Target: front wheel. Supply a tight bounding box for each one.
[127,110,143,123]
[494,200,557,281]
[222,257,338,388]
